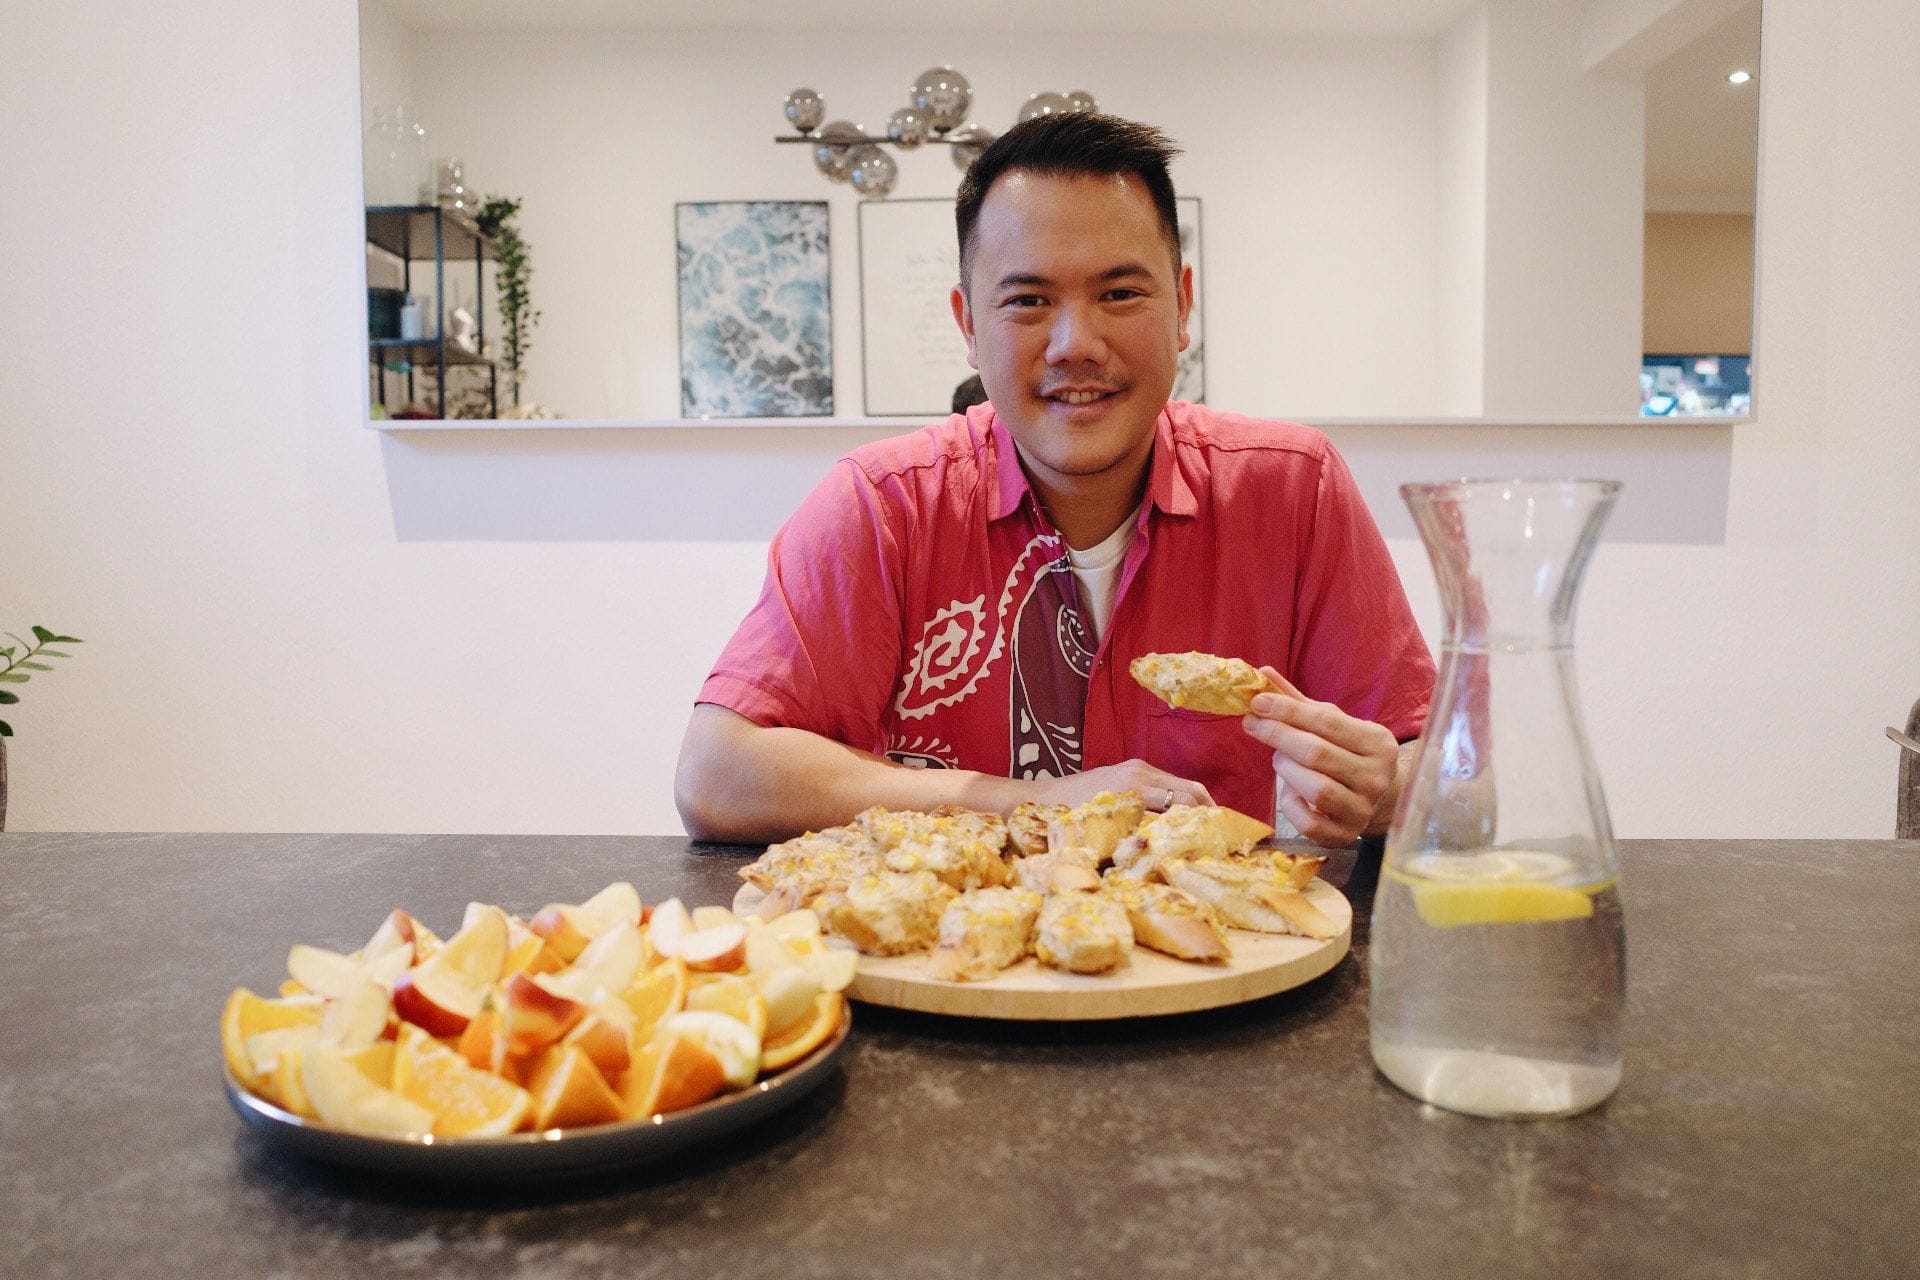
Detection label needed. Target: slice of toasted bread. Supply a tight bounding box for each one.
[1130,651,1280,716]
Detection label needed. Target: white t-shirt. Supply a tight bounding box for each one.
[1064,505,1143,644]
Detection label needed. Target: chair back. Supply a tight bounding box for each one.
[1902,699,1920,840]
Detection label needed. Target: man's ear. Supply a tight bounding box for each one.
[951,283,980,369]
[1176,261,1195,354]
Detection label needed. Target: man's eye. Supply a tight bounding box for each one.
[1003,294,1046,308]
[1103,288,1145,302]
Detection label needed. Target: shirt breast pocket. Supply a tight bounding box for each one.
[1141,702,1275,821]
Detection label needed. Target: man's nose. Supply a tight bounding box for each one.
[1045,302,1108,366]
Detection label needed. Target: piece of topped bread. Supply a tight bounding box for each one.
[738,826,885,913]
[1111,804,1276,882]
[1101,877,1231,964]
[1161,857,1339,940]
[856,806,1008,891]
[1008,851,1103,895]
[813,870,957,956]
[926,886,1044,982]
[1006,801,1067,858]
[1129,651,1281,716]
[1046,790,1146,867]
[1033,893,1134,974]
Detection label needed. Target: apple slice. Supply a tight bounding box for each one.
[576,881,643,935]
[679,921,748,973]
[757,966,824,1038]
[656,1010,759,1088]
[357,942,415,992]
[501,971,589,1057]
[765,909,822,939]
[318,980,393,1051]
[646,898,693,957]
[690,904,736,930]
[410,919,443,964]
[743,923,794,976]
[359,909,417,962]
[565,921,644,998]
[300,1044,434,1137]
[286,944,364,1001]
[435,903,510,989]
[801,943,859,993]
[391,962,486,1037]
[528,905,593,964]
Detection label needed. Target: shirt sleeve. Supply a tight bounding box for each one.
[1287,442,1437,741]
[696,459,907,755]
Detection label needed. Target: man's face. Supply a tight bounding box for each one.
[952,171,1192,506]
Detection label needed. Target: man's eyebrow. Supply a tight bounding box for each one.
[991,262,1157,291]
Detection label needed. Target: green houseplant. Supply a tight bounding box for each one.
[473,195,541,408]
[1,625,82,831]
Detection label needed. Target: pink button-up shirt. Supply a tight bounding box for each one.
[698,401,1434,821]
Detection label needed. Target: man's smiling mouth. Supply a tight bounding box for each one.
[1045,386,1123,406]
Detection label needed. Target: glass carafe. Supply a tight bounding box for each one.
[1370,478,1625,1119]
[364,106,431,207]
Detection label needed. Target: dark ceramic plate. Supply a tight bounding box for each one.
[225,1010,848,1181]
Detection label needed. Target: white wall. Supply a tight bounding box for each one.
[1,0,1915,839]
[1481,0,1646,415]
[1436,5,1490,416]
[402,27,1446,421]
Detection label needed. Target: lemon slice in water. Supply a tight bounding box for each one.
[1389,851,1607,928]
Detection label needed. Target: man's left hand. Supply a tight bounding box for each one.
[1242,667,1403,847]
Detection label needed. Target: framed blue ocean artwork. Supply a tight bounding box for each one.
[675,201,833,417]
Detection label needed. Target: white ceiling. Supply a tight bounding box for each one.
[384,0,1486,39]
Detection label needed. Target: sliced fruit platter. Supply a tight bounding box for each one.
[220,883,853,1176]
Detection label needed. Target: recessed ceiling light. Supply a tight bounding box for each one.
[1727,69,1753,85]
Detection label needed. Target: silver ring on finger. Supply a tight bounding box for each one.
[1163,788,1176,810]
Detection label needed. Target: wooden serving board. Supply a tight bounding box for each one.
[845,879,1351,1021]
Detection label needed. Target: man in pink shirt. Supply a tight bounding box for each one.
[677,113,1435,847]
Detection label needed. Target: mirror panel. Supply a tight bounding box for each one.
[359,0,1760,423]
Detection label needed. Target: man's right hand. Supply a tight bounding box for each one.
[1020,761,1213,813]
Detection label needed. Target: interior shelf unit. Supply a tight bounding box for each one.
[366,204,497,419]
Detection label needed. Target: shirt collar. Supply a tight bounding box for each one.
[986,406,1196,522]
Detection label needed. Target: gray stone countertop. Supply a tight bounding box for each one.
[1,833,1916,1279]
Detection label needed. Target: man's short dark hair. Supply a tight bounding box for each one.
[955,113,1183,294]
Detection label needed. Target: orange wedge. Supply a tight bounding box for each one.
[266,1050,315,1117]
[221,988,322,1093]
[562,1003,636,1082]
[525,1044,625,1130]
[685,973,768,1042]
[342,1040,396,1089]
[617,1029,729,1119]
[503,932,560,982]
[759,992,845,1072]
[394,1027,532,1137]
[620,957,688,1034]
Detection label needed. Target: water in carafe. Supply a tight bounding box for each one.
[1370,479,1626,1119]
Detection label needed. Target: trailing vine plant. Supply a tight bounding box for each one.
[474,195,541,407]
